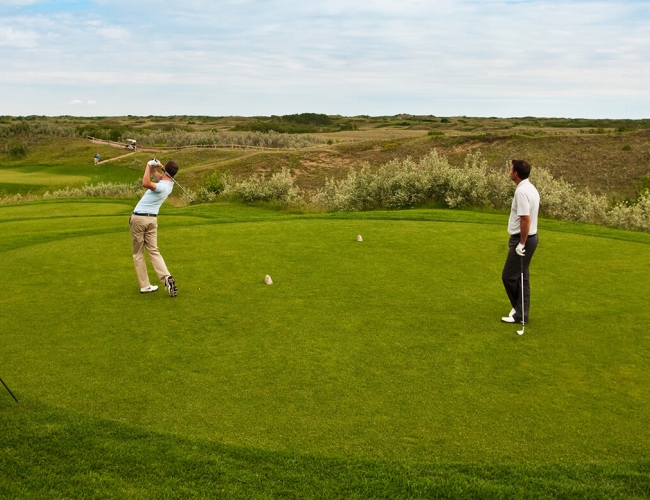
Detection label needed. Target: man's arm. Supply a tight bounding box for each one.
[142,164,158,191]
[519,215,531,245]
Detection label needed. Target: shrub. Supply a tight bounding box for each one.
[6,143,27,157]
[221,169,303,204]
[123,129,325,149]
[311,150,650,231]
[43,182,143,199]
[607,191,650,232]
[202,171,225,195]
[313,151,512,212]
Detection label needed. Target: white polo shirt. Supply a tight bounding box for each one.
[508,178,540,236]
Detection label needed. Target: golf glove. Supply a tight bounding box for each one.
[147,159,158,167]
[515,243,526,256]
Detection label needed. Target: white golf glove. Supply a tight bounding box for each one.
[147,159,161,167]
[515,243,526,256]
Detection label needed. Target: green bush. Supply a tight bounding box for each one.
[313,151,511,212]
[42,182,143,199]
[311,151,650,231]
[230,122,317,134]
[428,130,444,136]
[203,171,225,194]
[6,142,27,157]
[126,129,325,149]
[221,169,303,204]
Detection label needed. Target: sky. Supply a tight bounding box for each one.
[1,0,649,118]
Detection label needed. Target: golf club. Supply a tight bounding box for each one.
[1,375,18,403]
[153,159,195,204]
[517,255,525,336]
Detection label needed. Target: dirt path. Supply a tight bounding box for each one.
[97,152,137,164]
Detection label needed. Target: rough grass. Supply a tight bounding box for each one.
[2,116,650,200]
[1,200,650,497]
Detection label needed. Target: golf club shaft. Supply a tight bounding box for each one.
[0,376,18,403]
[161,167,194,201]
[520,256,525,332]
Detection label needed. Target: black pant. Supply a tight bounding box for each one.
[502,234,538,323]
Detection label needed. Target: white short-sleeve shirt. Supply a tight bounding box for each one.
[508,179,540,236]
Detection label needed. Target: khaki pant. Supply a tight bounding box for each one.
[129,215,170,289]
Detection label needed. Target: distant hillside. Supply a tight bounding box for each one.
[1,114,649,199]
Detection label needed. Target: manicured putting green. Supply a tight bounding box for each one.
[0,168,91,185]
[1,201,649,495]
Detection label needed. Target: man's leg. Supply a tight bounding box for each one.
[502,234,538,323]
[520,234,538,323]
[502,235,520,312]
[142,219,171,283]
[130,215,151,289]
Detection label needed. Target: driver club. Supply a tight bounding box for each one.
[517,256,525,336]
[153,159,195,204]
[1,376,18,403]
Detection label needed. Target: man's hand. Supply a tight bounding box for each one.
[147,159,160,167]
[516,243,526,256]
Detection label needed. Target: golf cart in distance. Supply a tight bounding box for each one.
[125,139,137,150]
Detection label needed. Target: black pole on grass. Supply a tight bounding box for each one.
[0,376,18,403]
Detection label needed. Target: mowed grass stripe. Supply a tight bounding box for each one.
[2,404,649,498]
[2,206,649,468]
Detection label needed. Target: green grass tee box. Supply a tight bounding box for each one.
[1,201,650,497]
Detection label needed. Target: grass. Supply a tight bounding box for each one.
[0,137,140,195]
[1,200,650,497]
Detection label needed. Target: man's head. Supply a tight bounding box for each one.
[164,161,179,178]
[511,160,531,181]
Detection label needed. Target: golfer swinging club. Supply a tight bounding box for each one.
[501,160,539,325]
[129,159,179,296]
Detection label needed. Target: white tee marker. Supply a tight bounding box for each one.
[357,235,363,242]
[264,275,273,285]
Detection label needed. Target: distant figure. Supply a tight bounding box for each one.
[94,153,100,165]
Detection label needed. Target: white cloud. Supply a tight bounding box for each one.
[3,0,650,116]
[0,27,39,48]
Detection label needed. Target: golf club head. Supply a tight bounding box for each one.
[517,329,524,336]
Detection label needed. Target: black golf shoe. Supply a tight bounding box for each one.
[165,275,178,297]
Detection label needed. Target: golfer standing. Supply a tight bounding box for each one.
[129,159,179,296]
[501,160,539,324]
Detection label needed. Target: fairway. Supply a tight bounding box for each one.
[1,200,650,497]
[0,169,91,186]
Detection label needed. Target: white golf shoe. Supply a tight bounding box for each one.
[501,316,516,323]
[509,308,516,317]
[140,285,159,293]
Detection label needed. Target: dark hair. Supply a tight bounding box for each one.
[165,161,179,178]
[511,160,531,180]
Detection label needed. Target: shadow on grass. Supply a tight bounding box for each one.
[1,401,649,499]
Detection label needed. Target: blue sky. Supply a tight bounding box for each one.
[1,0,649,118]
